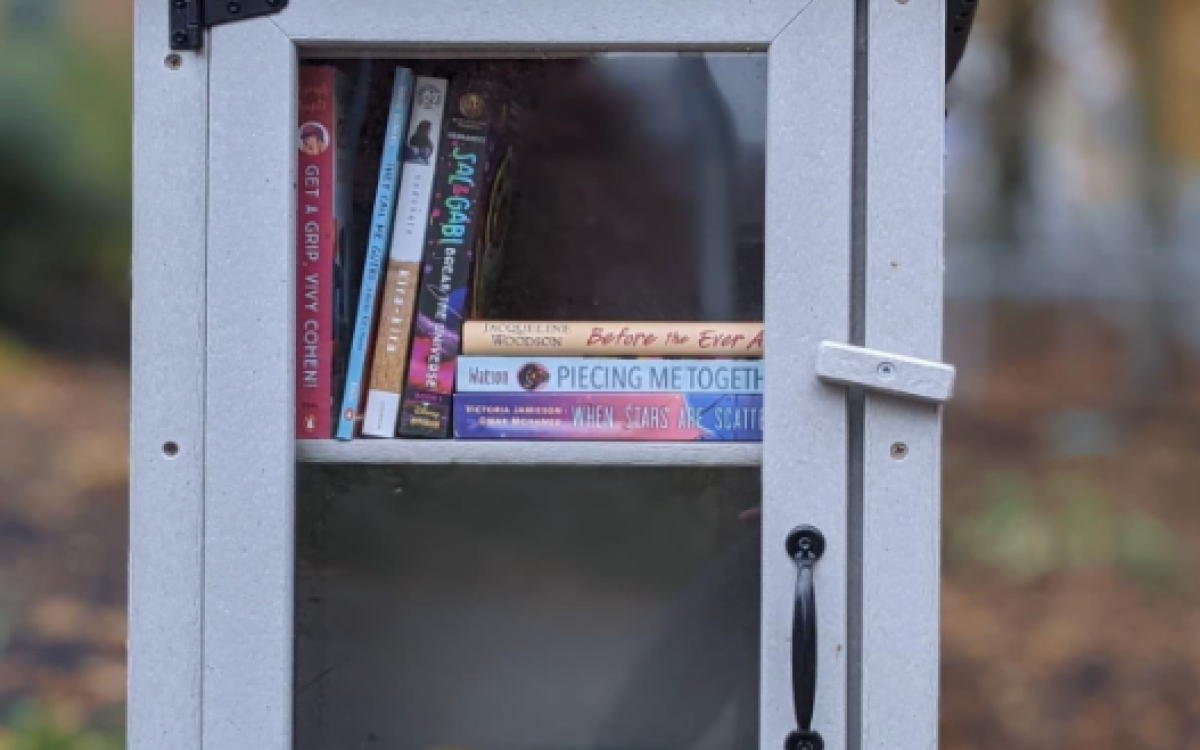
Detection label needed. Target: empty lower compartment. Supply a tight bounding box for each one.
[296,463,762,750]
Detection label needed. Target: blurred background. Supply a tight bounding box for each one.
[0,0,1197,748]
[943,2,1200,749]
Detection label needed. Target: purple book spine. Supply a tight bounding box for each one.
[454,393,764,442]
[398,80,505,438]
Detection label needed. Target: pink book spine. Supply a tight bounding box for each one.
[295,67,338,438]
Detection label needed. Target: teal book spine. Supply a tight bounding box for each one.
[335,67,414,440]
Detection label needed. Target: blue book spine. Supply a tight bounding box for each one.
[456,357,764,394]
[335,67,414,440]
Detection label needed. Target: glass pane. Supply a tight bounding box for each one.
[483,55,766,322]
[296,465,761,750]
[294,52,767,750]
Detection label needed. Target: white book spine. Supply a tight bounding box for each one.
[361,76,449,438]
[334,67,413,440]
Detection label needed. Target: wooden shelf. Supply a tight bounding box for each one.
[296,440,762,467]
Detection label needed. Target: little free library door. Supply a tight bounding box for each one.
[130,1,948,750]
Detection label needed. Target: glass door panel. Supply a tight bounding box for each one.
[294,52,767,750]
[296,465,761,750]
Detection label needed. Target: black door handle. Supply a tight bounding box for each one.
[785,526,825,750]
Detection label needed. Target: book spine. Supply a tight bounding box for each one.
[335,68,414,441]
[462,321,766,357]
[330,66,369,434]
[467,144,516,319]
[295,66,339,439]
[453,393,764,441]
[399,80,506,438]
[456,357,765,394]
[361,76,450,438]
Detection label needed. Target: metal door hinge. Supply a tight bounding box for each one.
[170,0,289,51]
[816,342,955,404]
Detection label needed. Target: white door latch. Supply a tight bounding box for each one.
[815,341,955,404]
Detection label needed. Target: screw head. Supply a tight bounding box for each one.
[173,0,186,8]
[786,526,826,562]
[891,442,909,460]
[165,53,183,70]
[171,30,189,45]
[877,361,896,380]
[227,1,241,12]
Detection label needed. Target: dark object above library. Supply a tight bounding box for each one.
[946,0,980,82]
[169,0,289,51]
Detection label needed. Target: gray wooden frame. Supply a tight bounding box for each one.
[129,3,207,749]
[860,2,944,749]
[130,0,945,748]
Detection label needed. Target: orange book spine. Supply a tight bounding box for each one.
[462,321,765,357]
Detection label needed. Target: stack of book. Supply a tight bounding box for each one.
[454,322,763,441]
[294,63,764,443]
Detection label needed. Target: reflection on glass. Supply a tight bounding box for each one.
[296,465,761,750]
[491,55,765,322]
[342,54,766,323]
[295,53,768,749]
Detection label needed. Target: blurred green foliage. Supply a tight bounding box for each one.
[951,469,1188,590]
[0,702,123,750]
[0,0,131,355]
